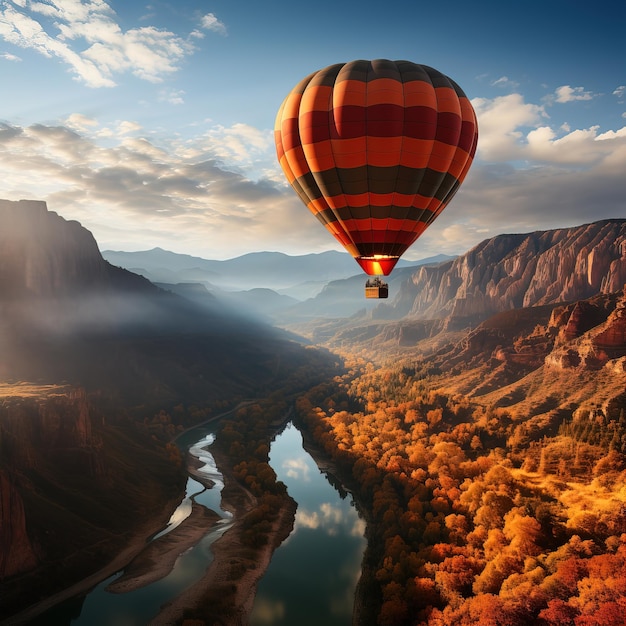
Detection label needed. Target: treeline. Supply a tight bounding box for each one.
[217,396,293,548]
[559,409,626,453]
[295,358,626,626]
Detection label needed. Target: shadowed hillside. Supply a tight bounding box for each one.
[0,199,328,403]
[0,199,340,620]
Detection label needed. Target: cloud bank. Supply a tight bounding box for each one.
[0,83,623,259]
[0,0,223,87]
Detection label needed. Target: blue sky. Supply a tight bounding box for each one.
[0,0,624,261]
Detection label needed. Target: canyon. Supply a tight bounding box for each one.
[1,199,625,623]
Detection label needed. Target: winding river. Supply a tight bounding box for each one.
[34,421,365,625]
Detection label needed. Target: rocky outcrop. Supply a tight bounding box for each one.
[0,199,110,297]
[409,287,626,401]
[0,389,103,474]
[0,389,107,580]
[0,199,167,346]
[0,470,38,579]
[546,288,626,370]
[393,220,626,325]
[0,387,188,621]
[593,295,626,354]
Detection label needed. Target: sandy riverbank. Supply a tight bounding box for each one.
[105,503,223,594]
[149,444,297,626]
[4,406,296,626]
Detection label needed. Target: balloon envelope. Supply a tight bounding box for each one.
[274,59,478,275]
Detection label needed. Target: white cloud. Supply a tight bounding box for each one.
[491,76,519,89]
[283,457,310,481]
[295,510,319,529]
[472,93,546,161]
[525,125,608,164]
[0,50,20,60]
[0,86,625,262]
[402,90,626,259]
[472,92,625,167]
[0,117,328,258]
[198,123,274,172]
[200,13,226,36]
[294,502,363,538]
[554,85,595,103]
[0,0,200,87]
[159,88,185,105]
[65,113,98,131]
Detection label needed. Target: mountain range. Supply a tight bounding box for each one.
[103,217,626,334]
[0,199,329,398]
[101,246,447,297]
[3,197,624,399]
[296,219,626,343]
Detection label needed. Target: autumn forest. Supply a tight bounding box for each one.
[293,350,626,626]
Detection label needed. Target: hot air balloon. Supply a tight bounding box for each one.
[274,59,478,298]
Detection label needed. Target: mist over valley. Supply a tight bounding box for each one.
[1,199,625,625]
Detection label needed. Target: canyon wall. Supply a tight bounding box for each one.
[390,220,626,325]
[0,388,104,580]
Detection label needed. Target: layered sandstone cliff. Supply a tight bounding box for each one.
[0,386,187,621]
[547,288,626,370]
[0,470,38,579]
[391,220,626,325]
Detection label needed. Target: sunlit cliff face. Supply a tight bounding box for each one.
[0,199,174,337]
[0,199,107,298]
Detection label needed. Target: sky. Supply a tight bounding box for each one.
[0,0,624,262]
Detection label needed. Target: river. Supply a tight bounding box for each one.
[34,421,365,625]
[251,423,366,626]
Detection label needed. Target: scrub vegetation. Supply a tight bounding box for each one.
[294,355,626,626]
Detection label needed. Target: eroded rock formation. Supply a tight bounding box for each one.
[0,470,38,579]
[395,220,626,325]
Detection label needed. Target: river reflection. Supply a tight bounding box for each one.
[31,421,366,626]
[251,423,366,626]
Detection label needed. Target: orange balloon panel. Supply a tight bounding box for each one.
[275,59,478,275]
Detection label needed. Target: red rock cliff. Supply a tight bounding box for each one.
[0,389,103,580]
[395,220,626,324]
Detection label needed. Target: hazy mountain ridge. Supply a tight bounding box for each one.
[101,217,626,335]
[0,199,322,398]
[102,247,370,291]
[102,246,453,301]
[1,199,135,296]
